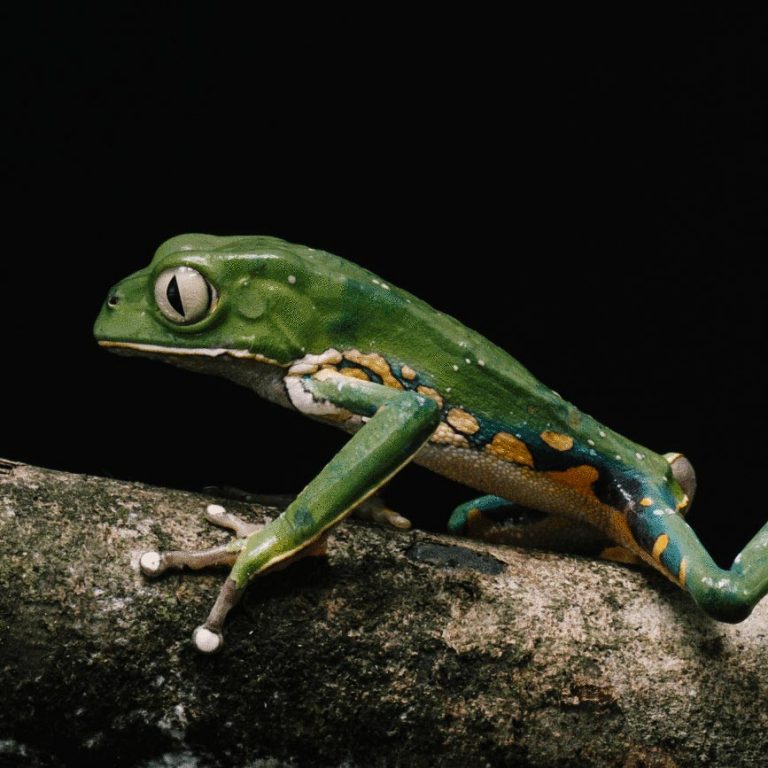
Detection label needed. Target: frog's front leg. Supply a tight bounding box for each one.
[148,374,440,653]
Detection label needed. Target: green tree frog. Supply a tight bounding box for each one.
[94,235,768,653]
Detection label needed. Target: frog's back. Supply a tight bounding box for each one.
[171,234,670,492]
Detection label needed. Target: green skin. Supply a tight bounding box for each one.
[94,234,768,649]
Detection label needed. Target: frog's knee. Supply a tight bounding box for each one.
[665,452,697,506]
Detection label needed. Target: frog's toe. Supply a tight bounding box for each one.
[204,503,263,537]
[191,577,244,654]
[139,543,241,576]
[139,550,166,577]
[193,625,224,654]
[354,496,412,530]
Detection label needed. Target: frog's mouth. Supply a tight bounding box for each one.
[97,340,285,367]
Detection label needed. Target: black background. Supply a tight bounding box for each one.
[2,7,766,566]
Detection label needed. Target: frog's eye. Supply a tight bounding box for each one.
[154,267,216,324]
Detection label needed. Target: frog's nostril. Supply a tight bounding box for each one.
[107,293,120,307]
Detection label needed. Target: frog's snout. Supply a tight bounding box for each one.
[665,452,697,506]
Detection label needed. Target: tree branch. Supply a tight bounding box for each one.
[0,459,764,767]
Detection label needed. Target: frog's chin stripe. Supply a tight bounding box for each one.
[97,340,285,367]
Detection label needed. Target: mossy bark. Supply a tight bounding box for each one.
[0,458,765,767]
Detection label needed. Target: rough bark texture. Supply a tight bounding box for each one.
[0,459,765,768]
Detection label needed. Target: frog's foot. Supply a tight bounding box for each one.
[353,495,412,530]
[191,530,330,654]
[139,504,261,578]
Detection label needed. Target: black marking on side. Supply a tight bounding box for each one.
[406,542,505,575]
[484,505,548,527]
[593,471,643,513]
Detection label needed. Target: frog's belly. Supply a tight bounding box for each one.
[414,443,612,529]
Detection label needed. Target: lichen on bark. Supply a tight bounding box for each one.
[0,459,766,767]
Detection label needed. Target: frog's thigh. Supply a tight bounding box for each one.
[449,494,642,563]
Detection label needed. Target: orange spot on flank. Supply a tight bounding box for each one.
[446,408,480,435]
[485,432,535,468]
[416,386,444,408]
[544,465,599,497]
[541,431,574,451]
[343,350,403,389]
[652,534,669,560]
[339,367,370,381]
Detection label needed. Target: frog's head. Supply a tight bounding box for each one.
[94,234,350,367]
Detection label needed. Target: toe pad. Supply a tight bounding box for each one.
[193,626,224,654]
[139,551,163,576]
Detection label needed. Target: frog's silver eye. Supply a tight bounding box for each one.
[154,267,216,324]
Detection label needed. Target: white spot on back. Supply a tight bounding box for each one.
[288,275,297,284]
[452,364,459,371]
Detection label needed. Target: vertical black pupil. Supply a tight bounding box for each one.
[167,276,185,317]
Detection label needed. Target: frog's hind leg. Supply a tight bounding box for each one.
[625,499,768,622]
[449,495,643,563]
[139,504,260,577]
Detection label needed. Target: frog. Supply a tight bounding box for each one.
[93,234,768,653]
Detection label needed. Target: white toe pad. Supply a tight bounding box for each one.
[139,551,163,576]
[193,626,223,654]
